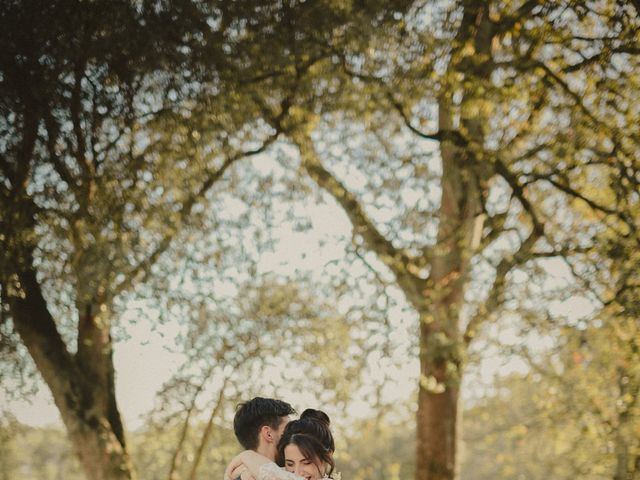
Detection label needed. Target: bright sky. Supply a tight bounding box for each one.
[3,180,410,429]
[2,154,598,431]
[4,252,595,431]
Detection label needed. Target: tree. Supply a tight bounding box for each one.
[146,272,369,480]
[460,311,639,480]
[0,1,413,478]
[461,50,640,476]
[0,1,279,478]
[0,413,83,480]
[4,1,638,479]
[336,409,416,480]
[245,1,640,478]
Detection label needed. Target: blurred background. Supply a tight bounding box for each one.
[1,1,638,479]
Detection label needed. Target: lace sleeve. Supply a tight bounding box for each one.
[257,463,303,480]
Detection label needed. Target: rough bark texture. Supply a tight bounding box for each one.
[414,104,485,480]
[8,254,135,480]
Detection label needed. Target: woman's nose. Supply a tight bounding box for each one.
[294,466,304,475]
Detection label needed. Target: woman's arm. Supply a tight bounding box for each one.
[255,462,303,480]
[223,451,271,480]
[223,451,303,480]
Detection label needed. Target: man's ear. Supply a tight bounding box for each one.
[260,425,274,444]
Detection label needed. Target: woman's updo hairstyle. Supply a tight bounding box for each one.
[300,408,329,423]
[276,408,335,476]
[297,409,334,453]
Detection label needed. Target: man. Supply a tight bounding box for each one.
[232,397,295,479]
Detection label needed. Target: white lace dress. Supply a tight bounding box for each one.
[257,461,339,480]
[258,463,303,480]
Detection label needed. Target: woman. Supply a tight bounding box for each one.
[225,409,336,480]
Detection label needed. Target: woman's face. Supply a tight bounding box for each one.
[284,444,325,480]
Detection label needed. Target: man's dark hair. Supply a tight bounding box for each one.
[233,397,296,450]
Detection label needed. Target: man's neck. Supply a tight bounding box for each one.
[254,444,274,462]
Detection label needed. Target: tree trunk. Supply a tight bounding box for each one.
[613,365,639,480]
[292,7,495,479]
[415,342,461,480]
[414,3,494,478]
[414,126,483,480]
[295,122,483,480]
[8,257,135,480]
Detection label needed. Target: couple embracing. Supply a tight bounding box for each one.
[224,397,338,480]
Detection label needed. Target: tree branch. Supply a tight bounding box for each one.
[8,256,79,411]
[465,159,547,344]
[528,171,621,217]
[15,107,39,193]
[386,92,442,143]
[464,222,543,345]
[70,59,96,212]
[112,132,281,298]
[187,375,230,480]
[494,158,545,235]
[492,0,541,35]
[167,363,216,480]
[293,130,424,297]
[43,109,78,194]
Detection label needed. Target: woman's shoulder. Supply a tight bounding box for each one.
[258,463,301,480]
[257,463,342,480]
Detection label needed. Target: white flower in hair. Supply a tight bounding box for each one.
[325,472,341,480]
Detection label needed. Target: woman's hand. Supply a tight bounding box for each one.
[228,463,255,480]
[224,451,269,480]
[223,452,247,480]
